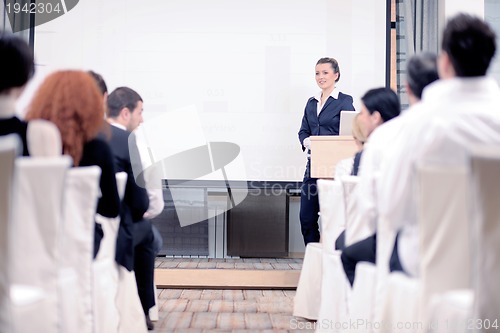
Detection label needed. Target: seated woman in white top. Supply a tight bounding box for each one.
[334,113,365,179]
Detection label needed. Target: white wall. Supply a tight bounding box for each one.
[485,0,500,84]
[441,0,484,19]
[439,0,485,41]
[24,0,387,181]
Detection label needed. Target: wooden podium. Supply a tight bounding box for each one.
[310,135,358,179]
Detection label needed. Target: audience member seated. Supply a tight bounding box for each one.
[88,70,109,113]
[387,52,439,272]
[0,31,34,155]
[338,87,401,285]
[379,13,500,277]
[334,113,366,179]
[25,70,121,258]
[337,52,438,271]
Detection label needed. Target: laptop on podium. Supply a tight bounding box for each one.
[339,110,359,136]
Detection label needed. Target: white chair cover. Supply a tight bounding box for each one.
[59,166,101,333]
[102,171,147,333]
[93,172,127,333]
[27,119,61,157]
[424,147,500,333]
[116,266,148,333]
[342,177,378,332]
[339,172,387,330]
[380,272,420,333]
[10,156,71,333]
[319,179,348,255]
[294,178,347,321]
[380,165,470,332]
[349,262,376,333]
[418,165,470,323]
[340,176,360,242]
[469,146,500,329]
[427,289,473,333]
[0,135,20,331]
[371,215,396,328]
[293,242,322,320]
[316,178,359,332]
[345,175,375,247]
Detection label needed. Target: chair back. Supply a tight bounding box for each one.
[417,164,470,316]
[27,120,61,157]
[93,172,127,333]
[10,155,71,333]
[340,175,361,246]
[317,179,344,254]
[10,156,71,284]
[470,146,500,326]
[0,135,20,330]
[59,166,101,333]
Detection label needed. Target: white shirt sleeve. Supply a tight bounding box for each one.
[144,187,165,219]
[133,128,166,219]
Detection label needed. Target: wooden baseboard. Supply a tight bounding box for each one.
[286,252,305,259]
[155,269,300,289]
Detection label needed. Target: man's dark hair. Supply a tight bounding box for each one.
[442,13,496,77]
[88,70,108,95]
[107,87,143,118]
[407,52,439,100]
[361,87,401,123]
[316,57,340,82]
[0,31,35,94]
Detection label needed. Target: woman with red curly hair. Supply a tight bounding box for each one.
[26,70,120,257]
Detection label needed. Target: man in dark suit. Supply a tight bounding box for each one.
[105,87,157,330]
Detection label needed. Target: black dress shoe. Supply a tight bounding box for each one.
[146,314,154,331]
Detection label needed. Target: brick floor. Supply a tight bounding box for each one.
[154,287,311,332]
[153,258,308,332]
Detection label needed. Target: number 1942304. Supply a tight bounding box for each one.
[446,318,499,330]
[6,2,62,14]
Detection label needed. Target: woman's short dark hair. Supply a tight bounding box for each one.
[316,57,340,82]
[0,31,35,94]
[361,87,400,123]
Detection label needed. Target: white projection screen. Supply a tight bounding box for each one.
[26,0,388,182]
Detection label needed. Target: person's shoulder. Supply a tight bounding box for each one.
[5,116,28,130]
[369,114,412,147]
[109,125,131,141]
[110,124,127,135]
[303,97,318,112]
[80,137,115,167]
[14,116,28,125]
[338,92,353,102]
[85,137,113,154]
[306,96,317,104]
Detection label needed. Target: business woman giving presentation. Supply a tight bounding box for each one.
[297,57,355,245]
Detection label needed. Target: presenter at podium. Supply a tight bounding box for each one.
[297,57,355,245]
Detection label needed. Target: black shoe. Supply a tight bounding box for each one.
[146,314,154,331]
